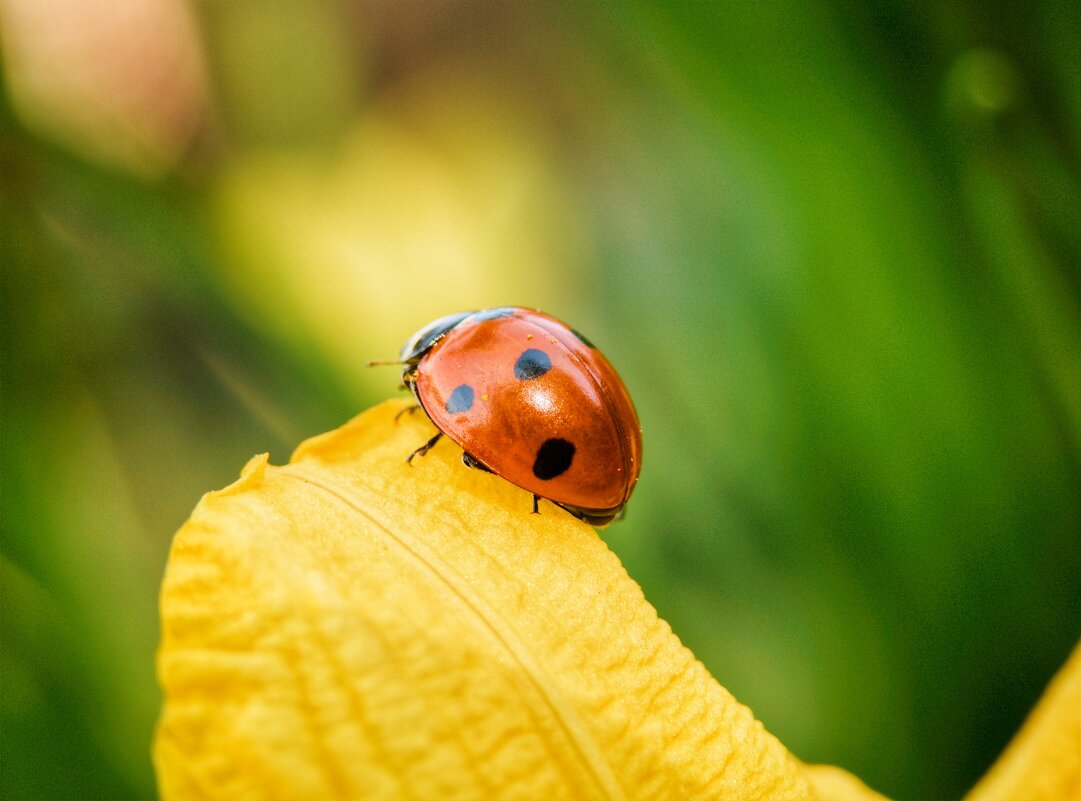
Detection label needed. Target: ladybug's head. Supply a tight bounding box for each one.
[399,311,474,364]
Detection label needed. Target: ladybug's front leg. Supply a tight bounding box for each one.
[395,403,421,422]
[406,432,443,464]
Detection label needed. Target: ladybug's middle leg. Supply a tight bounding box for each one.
[461,452,493,473]
[531,494,541,515]
[406,432,443,464]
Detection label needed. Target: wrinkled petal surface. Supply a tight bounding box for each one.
[155,399,819,801]
[156,398,1077,801]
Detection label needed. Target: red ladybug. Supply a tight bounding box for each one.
[390,307,642,525]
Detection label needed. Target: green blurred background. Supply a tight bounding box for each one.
[1,1,1078,799]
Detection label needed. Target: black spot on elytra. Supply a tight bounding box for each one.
[445,384,474,414]
[514,348,552,380]
[532,438,575,480]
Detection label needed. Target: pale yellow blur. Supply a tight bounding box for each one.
[213,73,586,393]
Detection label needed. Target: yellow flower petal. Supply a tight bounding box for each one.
[800,764,892,801]
[964,641,1080,801]
[155,399,821,800]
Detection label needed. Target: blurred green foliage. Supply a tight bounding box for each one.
[1,2,1078,799]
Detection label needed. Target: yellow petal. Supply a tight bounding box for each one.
[800,764,892,801]
[155,398,822,800]
[964,641,1081,801]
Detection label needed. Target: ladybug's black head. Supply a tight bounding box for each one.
[399,311,474,364]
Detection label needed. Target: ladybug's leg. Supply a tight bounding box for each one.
[395,403,421,422]
[406,432,443,464]
[531,494,541,515]
[461,452,493,473]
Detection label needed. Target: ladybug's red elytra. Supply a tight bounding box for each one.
[391,307,642,526]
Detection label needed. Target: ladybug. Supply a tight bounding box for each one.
[387,307,642,526]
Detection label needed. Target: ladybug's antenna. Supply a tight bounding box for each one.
[366,359,406,367]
